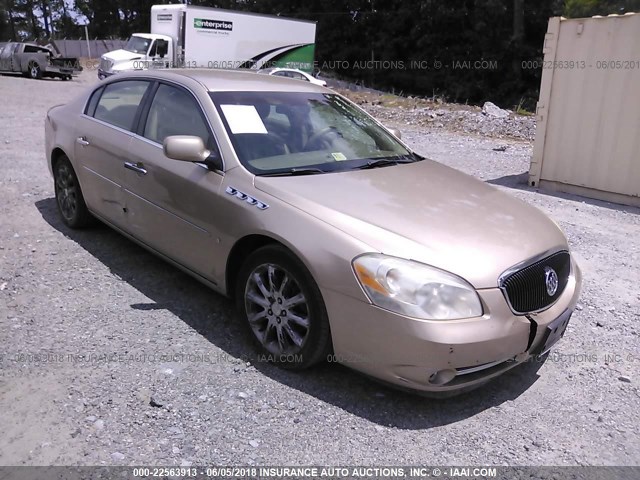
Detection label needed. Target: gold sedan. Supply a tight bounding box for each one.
[45,69,582,395]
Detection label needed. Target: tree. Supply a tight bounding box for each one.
[564,0,640,17]
[5,0,603,107]
[0,1,14,41]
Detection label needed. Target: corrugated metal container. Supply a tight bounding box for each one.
[530,13,640,206]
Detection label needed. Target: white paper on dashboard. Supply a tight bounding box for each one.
[220,105,268,134]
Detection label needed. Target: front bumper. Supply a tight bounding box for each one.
[45,65,82,77]
[323,258,582,394]
[98,69,115,80]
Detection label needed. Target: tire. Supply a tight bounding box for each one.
[61,75,71,81]
[236,244,332,370]
[28,61,42,80]
[53,155,94,228]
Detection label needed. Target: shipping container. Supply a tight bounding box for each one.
[530,13,640,206]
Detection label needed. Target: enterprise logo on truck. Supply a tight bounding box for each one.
[194,18,233,31]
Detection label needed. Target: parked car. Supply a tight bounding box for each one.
[44,69,581,395]
[257,67,327,86]
[0,42,82,80]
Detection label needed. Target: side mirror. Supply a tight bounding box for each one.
[388,127,402,140]
[163,135,223,171]
[164,135,210,162]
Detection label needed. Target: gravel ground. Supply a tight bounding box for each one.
[338,89,536,141]
[0,70,639,467]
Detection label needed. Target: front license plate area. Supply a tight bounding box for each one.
[532,309,572,356]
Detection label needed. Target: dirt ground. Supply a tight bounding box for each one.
[0,69,639,467]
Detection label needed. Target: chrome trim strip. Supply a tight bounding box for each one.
[80,76,226,172]
[79,114,137,138]
[497,247,567,286]
[456,358,510,376]
[81,166,120,186]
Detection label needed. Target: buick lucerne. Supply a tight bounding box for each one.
[45,69,582,395]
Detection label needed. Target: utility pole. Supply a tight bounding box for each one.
[85,24,91,58]
[369,0,375,86]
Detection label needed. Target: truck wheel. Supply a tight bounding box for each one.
[28,62,42,79]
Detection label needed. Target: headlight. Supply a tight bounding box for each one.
[352,254,483,320]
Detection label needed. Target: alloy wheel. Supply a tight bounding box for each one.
[55,162,78,222]
[244,263,311,356]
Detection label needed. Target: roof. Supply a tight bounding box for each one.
[121,68,328,93]
[151,4,316,25]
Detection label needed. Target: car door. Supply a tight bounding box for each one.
[122,81,225,280]
[74,79,151,228]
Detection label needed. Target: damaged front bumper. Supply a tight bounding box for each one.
[322,258,582,395]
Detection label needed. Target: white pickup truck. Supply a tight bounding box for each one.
[0,42,82,80]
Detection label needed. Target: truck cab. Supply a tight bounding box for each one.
[98,33,172,79]
[97,4,316,78]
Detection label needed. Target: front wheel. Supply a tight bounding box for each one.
[53,156,94,228]
[236,245,332,369]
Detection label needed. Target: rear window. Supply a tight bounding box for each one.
[85,87,104,117]
[24,45,50,54]
[93,81,149,131]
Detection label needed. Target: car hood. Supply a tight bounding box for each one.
[254,160,568,289]
[102,49,142,63]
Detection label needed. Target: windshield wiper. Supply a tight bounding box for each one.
[355,155,420,170]
[259,167,327,177]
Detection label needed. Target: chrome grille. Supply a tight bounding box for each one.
[100,58,113,71]
[499,251,571,314]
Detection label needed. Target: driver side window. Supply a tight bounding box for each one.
[143,83,213,148]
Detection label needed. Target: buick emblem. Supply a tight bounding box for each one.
[544,266,558,296]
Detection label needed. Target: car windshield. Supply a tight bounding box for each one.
[210,91,417,175]
[124,36,151,55]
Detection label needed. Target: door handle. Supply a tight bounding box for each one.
[124,161,147,175]
[76,136,90,146]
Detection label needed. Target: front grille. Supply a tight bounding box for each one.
[500,251,571,314]
[100,58,112,71]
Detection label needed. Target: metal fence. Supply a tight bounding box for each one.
[50,39,127,58]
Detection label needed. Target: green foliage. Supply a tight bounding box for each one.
[5,0,636,106]
[563,0,640,17]
[297,0,565,109]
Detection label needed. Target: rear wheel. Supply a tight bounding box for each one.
[236,245,332,369]
[28,62,42,80]
[53,155,93,228]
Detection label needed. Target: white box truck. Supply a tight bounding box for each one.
[98,4,316,79]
